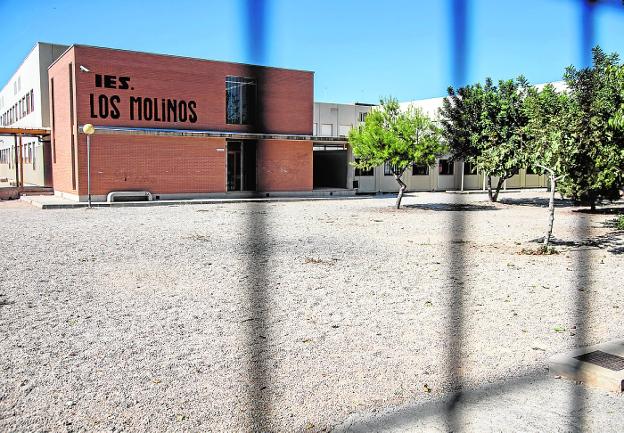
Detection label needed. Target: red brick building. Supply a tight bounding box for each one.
[48,45,320,201]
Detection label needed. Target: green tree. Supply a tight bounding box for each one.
[440,77,530,202]
[609,64,624,130]
[523,84,575,246]
[558,47,624,210]
[349,98,445,209]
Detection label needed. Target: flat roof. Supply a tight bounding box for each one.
[48,44,314,75]
[76,125,348,143]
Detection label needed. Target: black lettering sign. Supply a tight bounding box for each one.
[110,95,120,119]
[89,75,199,124]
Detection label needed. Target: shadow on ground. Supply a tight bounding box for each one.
[401,203,498,212]
[529,231,624,255]
[573,206,624,215]
[498,197,577,208]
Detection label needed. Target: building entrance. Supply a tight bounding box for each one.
[227,141,256,192]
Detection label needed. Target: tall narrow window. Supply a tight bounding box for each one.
[50,78,56,163]
[30,89,34,113]
[226,76,256,125]
[69,63,76,190]
[439,159,454,175]
[463,161,477,175]
[384,161,396,176]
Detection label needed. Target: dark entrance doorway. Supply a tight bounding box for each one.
[313,146,347,189]
[227,140,256,191]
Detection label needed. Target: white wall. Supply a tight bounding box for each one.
[0,42,68,185]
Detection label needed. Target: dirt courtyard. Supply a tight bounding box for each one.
[0,191,623,432]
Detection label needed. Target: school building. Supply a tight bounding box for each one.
[0,42,550,202]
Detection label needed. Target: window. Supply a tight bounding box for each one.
[463,161,477,175]
[320,124,333,136]
[384,161,396,176]
[412,164,429,176]
[313,123,318,135]
[30,89,34,113]
[439,159,454,175]
[358,112,368,122]
[338,124,351,137]
[354,159,374,176]
[226,76,257,125]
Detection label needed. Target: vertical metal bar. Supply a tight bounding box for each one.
[18,134,24,190]
[569,2,597,431]
[445,1,469,431]
[244,1,270,430]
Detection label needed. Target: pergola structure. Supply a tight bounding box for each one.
[0,127,50,189]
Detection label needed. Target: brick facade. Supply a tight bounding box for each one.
[47,45,314,199]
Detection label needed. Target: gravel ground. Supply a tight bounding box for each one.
[0,191,623,433]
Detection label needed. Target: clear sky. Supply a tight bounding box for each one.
[1,0,623,104]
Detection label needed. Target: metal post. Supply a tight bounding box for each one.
[87,134,91,208]
[18,134,24,190]
[13,135,19,187]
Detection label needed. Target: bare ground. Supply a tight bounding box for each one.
[0,191,622,432]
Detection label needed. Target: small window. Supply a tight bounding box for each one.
[320,124,333,136]
[412,164,429,176]
[226,76,257,125]
[439,159,454,175]
[30,90,34,113]
[384,161,396,176]
[463,161,477,175]
[313,123,318,135]
[354,159,374,176]
[358,112,368,122]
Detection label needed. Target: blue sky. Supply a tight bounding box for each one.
[1,0,623,103]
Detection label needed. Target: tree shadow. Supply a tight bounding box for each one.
[528,231,624,255]
[498,197,577,208]
[573,206,624,215]
[402,203,498,212]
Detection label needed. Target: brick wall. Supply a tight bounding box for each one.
[79,134,226,196]
[48,47,78,195]
[48,45,315,197]
[257,140,312,191]
[73,46,313,135]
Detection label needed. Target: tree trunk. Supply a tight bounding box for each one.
[493,177,506,202]
[487,176,494,201]
[394,173,407,209]
[487,176,506,202]
[544,174,556,246]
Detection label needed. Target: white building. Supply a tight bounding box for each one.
[312,102,374,190]
[0,42,68,186]
[326,82,565,194]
